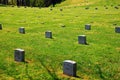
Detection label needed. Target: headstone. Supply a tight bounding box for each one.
[85,24,91,30]
[63,60,77,77]
[11,5,14,7]
[85,7,89,10]
[114,6,119,9]
[105,7,108,9]
[113,23,117,26]
[76,16,78,17]
[78,35,87,44]
[14,49,25,62]
[45,31,52,38]
[0,24,2,30]
[50,8,53,11]
[115,27,120,33]
[24,6,27,8]
[19,27,25,34]
[95,8,98,10]
[60,24,65,28]
[60,8,63,11]
[41,22,45,24]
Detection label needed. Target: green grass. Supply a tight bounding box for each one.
[56,0,120,7]
[0,0,120,80]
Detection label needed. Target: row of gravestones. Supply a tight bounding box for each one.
[1,24,120,44]
[14,48,77,77]
[50,7,119,11]
[85,6,119,10]
[10,5,119,11]
[0,23,120,77]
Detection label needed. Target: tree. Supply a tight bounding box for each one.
[0,0,65,7]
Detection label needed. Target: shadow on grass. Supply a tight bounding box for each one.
[95,64,105,80]
[38,58,60,80]
[24,62,33,80]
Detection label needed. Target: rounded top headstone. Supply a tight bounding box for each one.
[46,31,52,32]
[16,48,24,51]
[21,27,24,28]
[79,35,86,37]
[64,60,76,64]
[85,24,91,26]
[60,8,63,11]
[60,24,65,27]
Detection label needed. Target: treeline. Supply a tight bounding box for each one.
[0,0,64,7]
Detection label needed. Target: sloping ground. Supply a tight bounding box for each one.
[56,0,120,7]
[0,0,120,80]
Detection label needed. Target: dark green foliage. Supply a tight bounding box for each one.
[0,0,8,5]
[0,0,65,7]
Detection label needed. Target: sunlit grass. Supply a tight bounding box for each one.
[0,1,120,79]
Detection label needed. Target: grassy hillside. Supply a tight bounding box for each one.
[56,0,100,7]
[0,0,120,80]
[56,0,120,7]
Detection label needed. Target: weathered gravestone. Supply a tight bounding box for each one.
[114,6,119,9]
[19,27,25,34]
[45,31,52,38]
[115,27,120,33]
[14,49,25,62]
[105,7,108,9]
[85,7,89,10]
[24,6,27,8]
[113,23,117,26]
[60,8,63,11]
[50,8,53,11]
[11,5,14,7]
[63,60,77,77]
[85,24,91,30]
[60,24,65,28]
[78,35,87,44]
[0,24,2,30]
[95,8,98,10]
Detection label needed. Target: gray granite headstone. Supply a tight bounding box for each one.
[78,35,87,44]
[60,8,63,11]
[85,24,91,30]
[85,7,89,10]
[50,8,53,11]
[19,27,25,34]
[0,24,2,30]
[63,60,77,77]
[14,49,25,62]
[115,27,120,33]
[95,8,98,10]
[60,24,65,28]
[114,6,119,9]
[45,31,52,38]
[105,7,108,9]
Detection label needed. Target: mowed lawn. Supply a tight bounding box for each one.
[0,5,120,80]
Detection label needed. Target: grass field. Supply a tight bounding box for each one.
[0,0,120,80]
